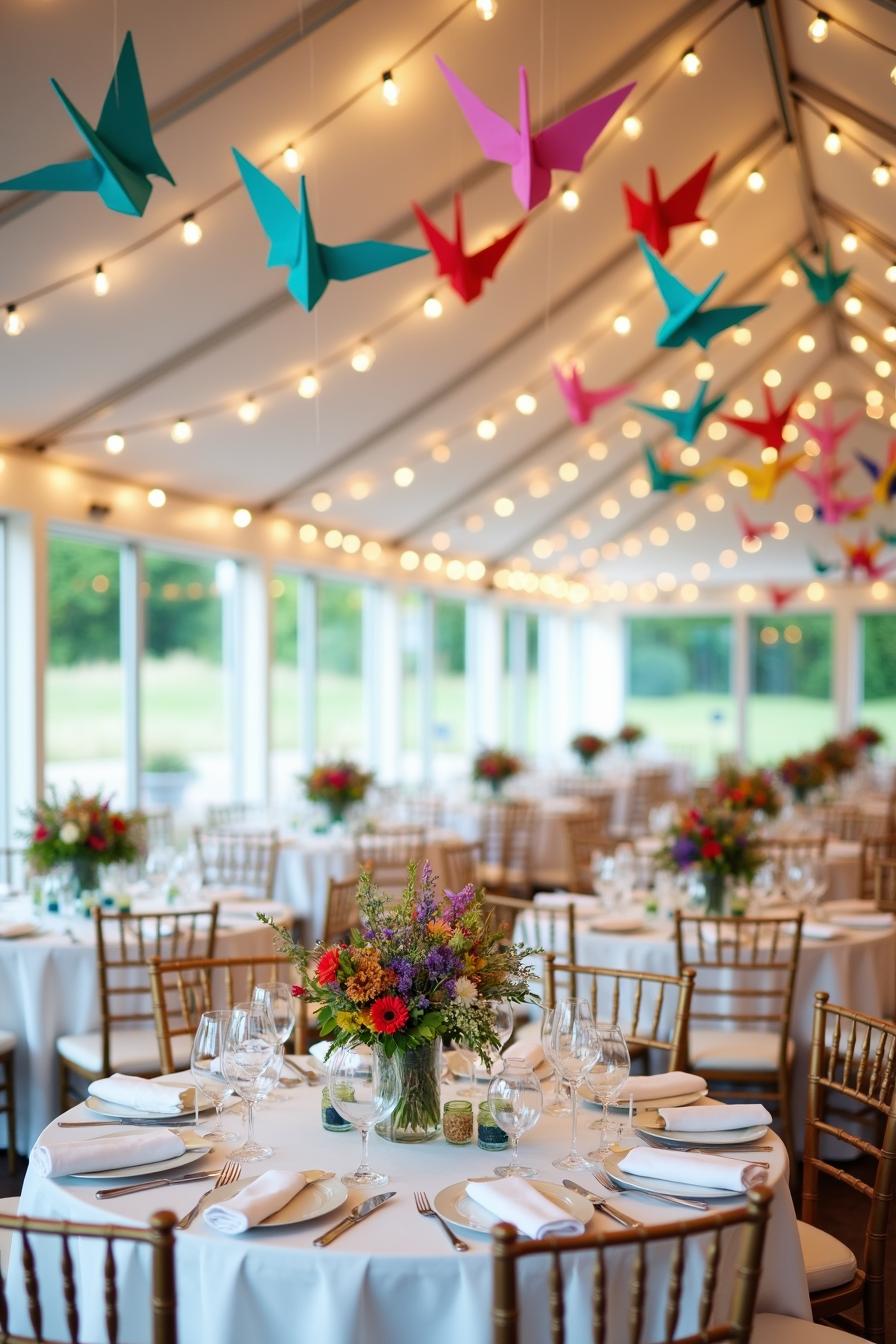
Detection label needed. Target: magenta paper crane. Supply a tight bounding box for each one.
[798,405,862,461]
[435,56,634,211]
[769,585,800,610]
[552,362,632,426]
[735,507,775,544]
[803,469,871,525]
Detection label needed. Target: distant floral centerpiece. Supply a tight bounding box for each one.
[302,759,373,825]
[617,723,645,754]
[849,724,884,755]
[570,732,608,769]
[24,788,141,893]
[711,766,781,819]
[777,752,828,803]
[473,747,522,796]
[816,736,859,780]
[658,802,762,913]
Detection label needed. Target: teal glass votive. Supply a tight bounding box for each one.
[477,1100,509,1151]
[321,1085,353,1133]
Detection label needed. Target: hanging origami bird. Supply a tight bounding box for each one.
[722,387,796,451]
[792,244,852,305]
[878,526,896,547]
[623,155,716,256]
[769,585,800,610]
[637,238,766,350]
[435,57,634,211]
[802,470,871,525]
[0,32,173,216]
[629,379,724,445]
[735,507,776,544]
[233,155,426,311]
[808,549,838,575]
[643,446,697,492]
[855,440,896,505]
[798,406,861,461]
[411,194,524,303]
[552,363,631,426]
[840,535,894,580]
[725,450,804,502]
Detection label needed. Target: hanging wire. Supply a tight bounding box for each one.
[792,0,896,61]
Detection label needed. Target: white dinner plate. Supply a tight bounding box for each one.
[582,1086,708,1113]
[85,1087,214,1123]
[444,1050,552,1083]
[633,1123,769,1147]
[587,916,647,934]
[433,1178,593,1237]
[70,1135,213,1181]
[202,1175,348,1228]
[602,1150,746,1201]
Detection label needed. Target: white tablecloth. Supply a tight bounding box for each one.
[0,895,290,1151]
[12,1071,808,1344]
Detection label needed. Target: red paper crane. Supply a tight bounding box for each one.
[839,535,894,580]
[412,194,525,303]
[768,585,800,610]
[735,507,776,544]
[552,362,631,426]
[722,387,796,451]
[623,155,716,257]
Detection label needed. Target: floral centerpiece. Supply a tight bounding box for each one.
[658,802,762,914]
[301,759,373,825]
[778,752,829,804]
[570,732,608,770]
[262,861,538,1142]
[23,788,141,895]
[472,747,522,797]
[849,724,884,755]
[617,723,645,754]
[711,766,781,819]
[816,736,859,780]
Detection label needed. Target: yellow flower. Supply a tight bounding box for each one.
[335,1010,360,1032]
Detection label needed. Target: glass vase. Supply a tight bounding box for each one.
[374,1039,442,1143]
[69,856,100,901]
[702,869,729,915]
[326,801,346,828]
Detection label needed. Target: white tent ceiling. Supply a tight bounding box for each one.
[0,0,894,595]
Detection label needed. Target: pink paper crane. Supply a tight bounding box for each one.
[769,585,800,610]
[552,362,632,426]
[623,155,716,257]
[735,507,776,544]
[798,405,862,461]
[435,57,634,211]
[803,470,871,525]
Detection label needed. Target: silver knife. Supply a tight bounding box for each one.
[96,1168,223,1200]
[313,1191,396,1246]
[562,1180,642,1229]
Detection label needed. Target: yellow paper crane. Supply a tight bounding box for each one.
[709,449,805,502]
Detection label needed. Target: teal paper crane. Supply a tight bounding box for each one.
[630,379,724,445]
[0,32,173,217]
[644,446,697,492]
[637,237,766,350]
[233,151,427,311]
[808,549,839,576]
[878,526,896,547]
[792,244,851,305]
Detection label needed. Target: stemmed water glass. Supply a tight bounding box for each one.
[488,1000,516,1073]
[550,998,600,1170]
[221,1002,280,1161]
[540,1008,571,1115]
[251,981,296,1096]
[190,1010,235,1140]
[487,1060,543,1178]
[586,1024,631,1160]
[327,1046,400,1186]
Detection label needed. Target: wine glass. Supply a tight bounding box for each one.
[586,1023,631,1160]
[251,982,295,1095]
[190,1010,235,1141]
[221,1002,278,1161]
[550,998,599,1170]
[487,1060,543,1178]
[488,1000,516,1073]
[455,1042,481,1097]
[327,1046,400,1186]
[540,1008,571,1115]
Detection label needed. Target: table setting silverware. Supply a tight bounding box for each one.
[96,1168,224,1199]
[561,1179,642,1229]
[592,1166,710,1213]
[313,1190,396,1247]
[57,1117,201,1128]
[179,1158,241,1230]
[638,1134,771,1165]
[413,1190,469,1251]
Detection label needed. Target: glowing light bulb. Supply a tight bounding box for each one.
[814,380,832,399]
[891,66,896,87]
[867,389,884,407]
[630,477,650,498]
[311,491,331,512]
[708,421,727,441]
[746,168,766,193]
[476,416,497,440]
[147,488,166,508]
[558,461,579,481]
[824,125,842,155]
[105,432,125,455]
[560,184,580,211]
[763,368,782,388]
[851,334,868,353]
[4,305,23,336]
[872,161,891,187]
[808,11,829,42]
[733,399,753,417]
[381,70,400,106]
[681,48,702,76]
[781,266,799,287]
[232,508,252,528]
[706,492,725,512]
[876,360,892,377]
[623,114,642,140]
[494,496,514,517]
[733,325,752,345]
[93,265,110,297]
[515,391,537,415]
[622,419,641,438]
[432,443,451,463]
[662,389,681,409]
[761,447,779,464]
[297,371,320,399]
[238,397,260,424]
[350,342,375,373]
[181,214,202,245]
[475,0,497,18]
[695,360,714,381]
[885,326,896,344]
[612,313,631,335]
[841,230,858,253]
[807,581,825,602]
[282,144,302,172]
[393,466,415,487]
[844,295,862,315]
[887,263,896,283]
[699,226,718,247]
[171,417,192,444]
[423,294,443,319]
[797,333,816,352]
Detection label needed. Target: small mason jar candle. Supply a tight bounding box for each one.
[443,1099,473,1145]
[477,1100,510,1151]
[321,1085,354,1133]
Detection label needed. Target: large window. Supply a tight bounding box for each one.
[433,597,467,778]
[747,613,834,762]
[141,549,232,814]
[861,613,896,741]
[625,616,734,772]
[271,572,300,804]
[316,579,365,758]
[399,591,424,781]
[502,611,540,756]
[45,534,126,804]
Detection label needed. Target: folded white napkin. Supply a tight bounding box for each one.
[618,1072,706,1103]
[309,1040,370,1064]
[828,911,894,929]
[203,1169,307,1234]
[465,1177,585,1239]
[533,892,600,912]
[503,1040,544,1070]
[32,1128,185,1178]
[801,921,841,941]
[658,1103,771,1133]
[0,921,39,938]
[588,914,644,933]
[88,1074,193,1115]
[823,900,869,914]
[618,1146,765,1192]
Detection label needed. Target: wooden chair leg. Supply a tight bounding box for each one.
[3,1052,14,1174]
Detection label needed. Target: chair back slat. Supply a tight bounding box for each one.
[562,816,615,893]
[103,1239,118,1344]
[664,1235,685,1342]
[193,829,279,902]
[477,802,534,895]
[486,899,576,999]
[323,876,362,944]
[441,842,481,894]
[873,856,896,912]
[860,835,896,900]
[60,1235,77,1342]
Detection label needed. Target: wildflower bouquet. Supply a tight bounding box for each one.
[711,766,781,819]
[778,752,828,803]
[472,747,522,795]
[570,732,608,767]
[301,759,373,822]
[24,788,140,878]
[659,803,762,884]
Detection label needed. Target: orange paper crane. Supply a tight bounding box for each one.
[839,535,894,580]
[724,449,805,502]
[769,585,800,610]
[412,194,525,303]
[622,155,716,257]
[722,387,797,451]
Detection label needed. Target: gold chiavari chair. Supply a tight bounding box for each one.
[675,912,803,1165]
[858,834,896,901]
[0,1206,178,1344]
[561,814,615,892]
[193,829,279,902]
[626,768,672,836]
[490,1186,772,1344]
[475,801,534,899]
[322,875,362,944]
[137,807,175,853]
[543,954,694,1073]
[441,841,481,894]
[56,905,219,1109]
[355,828,427,896]
[483,895,576,1001]
[205,802,260,829]
[872,856,896,911]
[759,834,828,868]
[799,991,896,1343]
[0,1029,15,1175]
[149,952,306,1076]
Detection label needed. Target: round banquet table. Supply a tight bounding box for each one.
[0,894,290,1153]
[12,1070,809,1344]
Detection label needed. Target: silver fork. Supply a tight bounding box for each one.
[592,1167,710,1213]
[178,1159,241,1230]
[413,1191,469,1252]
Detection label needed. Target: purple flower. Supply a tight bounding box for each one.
[389,956,415,996]
[416,995,430,1011]
[442,978,457,1000]
[671,836,699,868]
[425,945,462,981]
[445,883,475,921]
[421,859,434,888]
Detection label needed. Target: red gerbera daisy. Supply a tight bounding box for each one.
[369,995,409,1035]
[316,946,343,986]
